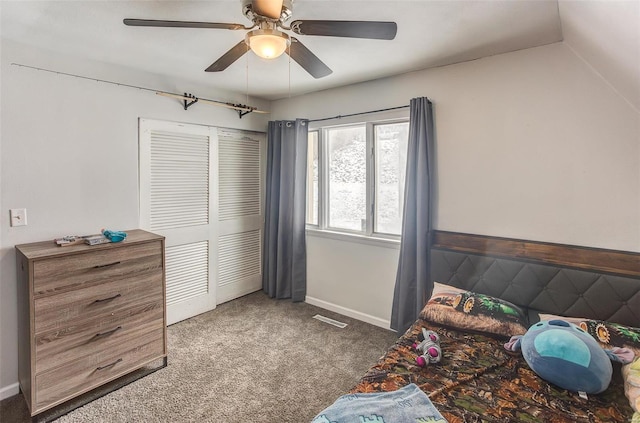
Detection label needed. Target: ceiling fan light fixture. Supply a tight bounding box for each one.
[246,29,290,59]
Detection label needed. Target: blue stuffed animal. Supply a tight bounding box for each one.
[101,229,127,243]
[505,319,632,394]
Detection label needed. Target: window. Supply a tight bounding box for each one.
[327,125,367,231]
[307,119,409,239]
[374,122,409,234]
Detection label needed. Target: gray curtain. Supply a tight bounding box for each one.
[262,119,308,301]
[390,97,435,334]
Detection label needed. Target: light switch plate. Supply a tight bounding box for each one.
[10,208,27,227]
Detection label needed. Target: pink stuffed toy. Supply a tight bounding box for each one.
[412,328,442,367]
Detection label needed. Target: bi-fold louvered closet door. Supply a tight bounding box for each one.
[139,119,265,325]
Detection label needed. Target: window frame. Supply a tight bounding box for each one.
[306,114,409,246]
[305,130,319,227]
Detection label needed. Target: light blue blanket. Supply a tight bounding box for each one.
[311,383,447,423]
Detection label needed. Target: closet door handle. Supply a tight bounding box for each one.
[96,358,122,371]
[94,261,121,269]
[93,326,122,340]
[92,293,121,304]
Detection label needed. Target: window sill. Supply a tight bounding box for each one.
[306,228,401,250]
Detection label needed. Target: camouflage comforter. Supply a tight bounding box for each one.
[351,319,633,422]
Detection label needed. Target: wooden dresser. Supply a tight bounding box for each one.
[15,229,167,417]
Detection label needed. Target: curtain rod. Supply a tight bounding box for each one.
[308,105,410,123]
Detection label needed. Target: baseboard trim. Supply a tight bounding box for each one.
[1,382,19,400]
[305,296,391,330]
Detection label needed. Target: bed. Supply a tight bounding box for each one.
[342,232,640,422]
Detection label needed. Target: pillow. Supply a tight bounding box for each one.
[535,313,640,357]
[419,282,529,337]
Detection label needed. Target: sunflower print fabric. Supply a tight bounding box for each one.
[422,283,529,338]
[351,318,634,422]
[578,320,640,356]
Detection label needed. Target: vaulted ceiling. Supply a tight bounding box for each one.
[1,1,638,109]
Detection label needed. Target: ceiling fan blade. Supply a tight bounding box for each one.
[287,37,332,79]
[124,18,246,30]
[251,0,284,20]
[205,41,249,72]
[290,20,397,40]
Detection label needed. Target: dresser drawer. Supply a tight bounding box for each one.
[35,301,164,374]
[33,241,162,298]
[34,270,163,334]
[34,331,165,412]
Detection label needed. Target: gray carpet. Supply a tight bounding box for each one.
[1,291,398,422]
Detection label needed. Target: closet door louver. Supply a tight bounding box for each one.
[165,241,209,306]
[149,130,210,231]
[218,128,261,221]
[218,230,261,288]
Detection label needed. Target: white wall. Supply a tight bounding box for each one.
[304,234,400,329]
[271,42,640,330]
[559,0,640,112]
[0,39,269,398]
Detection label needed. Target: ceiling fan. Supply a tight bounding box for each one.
[124,0,397,79]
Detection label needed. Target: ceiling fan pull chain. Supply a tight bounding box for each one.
[246,44,250,106]
[288,43,291,98]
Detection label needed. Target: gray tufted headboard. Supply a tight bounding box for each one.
[430,231,640,327]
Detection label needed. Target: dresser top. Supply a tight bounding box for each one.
[15,229,164,260]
